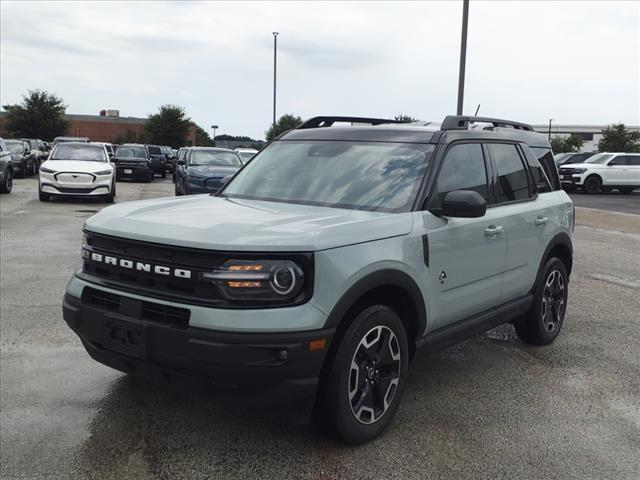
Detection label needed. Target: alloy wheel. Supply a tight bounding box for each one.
[348,325,401,425]
[541,269,565,332]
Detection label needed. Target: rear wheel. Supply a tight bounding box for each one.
[516,257,568,345]
[0,169,12,194]
[583,175,601,194]
[619,188,635,194]
[317,305,409,444]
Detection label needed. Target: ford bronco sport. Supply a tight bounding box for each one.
[63,115,574,444]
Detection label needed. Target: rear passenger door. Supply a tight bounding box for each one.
[425,142,507,329]
[486,143,549,303]
[622,155,640,186]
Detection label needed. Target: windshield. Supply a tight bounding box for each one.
[237,152,256,163]
[148,146,162,155]
[51,144,106,162]
[224,141,434,212]
[6,142,24,154]
[585,154,613,164]
[190,150,242,166]
[115,146,147,158]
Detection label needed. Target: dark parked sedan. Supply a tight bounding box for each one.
[5,140,37,178]
[112,144,154,182]
[174,147,242,195]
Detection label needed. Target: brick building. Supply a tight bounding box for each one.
[0,111,197,145]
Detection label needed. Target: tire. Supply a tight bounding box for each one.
[32,160,37,176]
[583,175,602,194]
[619,188,635,194]
[175,182,181,196]
[145,170,153,183]
[104,182,115,203]
[317,305,409,444]
[0,169,12,194]
[516,257,568,346]
[39,190,50,202]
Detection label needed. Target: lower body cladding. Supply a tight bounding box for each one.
[62,281,335,422]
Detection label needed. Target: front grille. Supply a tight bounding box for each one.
[83,287,190,328]
[81,231,314,308]
[54,186,102,194]
[116,161,147,167]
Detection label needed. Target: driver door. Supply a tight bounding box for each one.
[424,142,507,330]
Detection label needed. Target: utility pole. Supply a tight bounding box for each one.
[272,32,279,131]
[456,0,470,115]
[548,118,553,141]
[211,125,218,146]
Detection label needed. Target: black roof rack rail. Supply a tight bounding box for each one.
[441,115,533,132]
[297,116,405,129]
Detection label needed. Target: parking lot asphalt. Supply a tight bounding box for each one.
[1,177,639,480]
[569,190,639,215]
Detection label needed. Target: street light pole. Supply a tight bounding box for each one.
[211,125,218,146]
[456,0,470,116]
[548,118,553,141]
[272,32,279,131]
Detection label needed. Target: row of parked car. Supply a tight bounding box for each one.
[0,135,260,201]
[555,152,640,194]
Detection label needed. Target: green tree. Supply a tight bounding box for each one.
[144,105,191,148]
[2,89,70,140]
[112,129,138,145]
[394,114,419,123]
[550,133,583,153]
[194,125,214,146]
[597,123,640,152]
[265,114,303,141]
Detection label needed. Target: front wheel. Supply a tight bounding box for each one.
[0,169,12,193]
[583,175,601,194]
[39,190,50,202]
[317,305,409,444]
[516,257,568,345]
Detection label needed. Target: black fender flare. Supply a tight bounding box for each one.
[530,232,573,294]
[323,269,427,338]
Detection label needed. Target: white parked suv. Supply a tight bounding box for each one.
[558,152,640,194]
[39,142,116,202]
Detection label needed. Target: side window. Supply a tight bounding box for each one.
[489,143,531,202]
[610,156,626,166]
[531,147,561,190]
[625,155,640,166]
[433,143,488,208]
[521,146,552,193]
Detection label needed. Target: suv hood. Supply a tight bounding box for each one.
[85,195,413,252]
[558,162,596,169]
[41,160,112,173]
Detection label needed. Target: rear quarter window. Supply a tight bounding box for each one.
[530,147,561,190]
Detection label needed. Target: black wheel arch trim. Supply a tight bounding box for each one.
[323,268,427,340]
[530,232,573,295]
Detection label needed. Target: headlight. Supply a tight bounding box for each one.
[571,168,587,174]
[95,169,112,175]
[40,167,56,174]
[201,259,305,303]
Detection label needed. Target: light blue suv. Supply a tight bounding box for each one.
[63,115,574,444]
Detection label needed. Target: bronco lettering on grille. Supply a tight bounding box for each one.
[84,249,192,279]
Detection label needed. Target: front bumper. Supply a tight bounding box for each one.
[116,165,151,180]
[62,281,334,410]
[559,171,586,186]
[39,171,113,196]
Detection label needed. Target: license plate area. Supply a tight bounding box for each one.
[124,169,133,174]
[103,317,146,359]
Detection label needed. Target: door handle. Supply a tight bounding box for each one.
[535,216,549,226]
[484,225,504,236]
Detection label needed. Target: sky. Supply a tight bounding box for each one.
[1,1,638,140]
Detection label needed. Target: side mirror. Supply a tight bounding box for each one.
[437,190,487,218]
[177,159,186,166]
